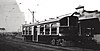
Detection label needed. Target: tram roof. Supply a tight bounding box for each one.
[22,15,72,26]
[38,16,74,24]
[79,17,98,20]
[22,23,37,27]
[38,18,61,24]
[37,13,74,24]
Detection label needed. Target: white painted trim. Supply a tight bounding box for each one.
[36,25,40,42]
[25,27,26,35]
[57,23,60,35]
[49,24,52,35]
[32,26,34,41]
[68,17,69,26]
[44,25,46,35]
[28,27,29,35]
[32,26,34,35]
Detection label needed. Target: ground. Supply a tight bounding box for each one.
[0,35,99,51]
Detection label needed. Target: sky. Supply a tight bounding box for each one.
[16,0,100,24]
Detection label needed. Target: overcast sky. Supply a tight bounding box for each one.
[16,0,100,24]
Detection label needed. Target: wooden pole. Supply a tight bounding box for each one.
[28,9,34,24]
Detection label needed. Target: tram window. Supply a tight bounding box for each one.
[51,23,57,27]
[29,31,31,35]
[26,27,28,35]
[34,28,37,33]
[29,27,32,35]
[23,30,25,34]
[45,28,49,34]
[26,30,28,35]
[40,27,44,35]
[51,28,57,34]
[69,17,78,26]
[45,24,50,28]
[60,17,68,26]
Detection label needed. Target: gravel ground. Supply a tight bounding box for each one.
[0,37,68,51]
[0,35,99,51]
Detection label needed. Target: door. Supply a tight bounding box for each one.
[33,26,37,42]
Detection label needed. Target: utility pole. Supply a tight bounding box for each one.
[28,9,34,24]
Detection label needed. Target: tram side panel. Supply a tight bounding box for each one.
[22,16,79,46]
[38,22,60,44]
[59,16,78,37]
[38,16,79,46]
[22,25,33,41]
[58,16,79,46]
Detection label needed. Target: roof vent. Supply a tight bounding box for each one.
[49,18,55,20]
[56,17,59,18]
[45,19,47,21]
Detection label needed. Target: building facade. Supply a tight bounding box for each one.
[0,0,25,32]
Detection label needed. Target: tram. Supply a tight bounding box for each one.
[22,6,100,46]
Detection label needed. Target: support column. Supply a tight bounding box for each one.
[49,24,52,35]
[57,23,60,35]
[32,26,34,41]
[44,25,46,35]
[37,25,40,42]
[28,27,29,35]
[37,25,40,35]
[68,17,69,26]
[32,26,34,35]
[25,27,27,35]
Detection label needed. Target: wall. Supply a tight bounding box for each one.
[0,0,25,32]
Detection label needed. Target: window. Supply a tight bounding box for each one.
[51,23,57,27]
[45,28,50,35]
[40,27,44,35]
[29,27,32,35]
[45,24,50,28]
[51,28,57,34]
[26,27,28,35]
[23,30,25,35]
[69,17,78,26]
[60,17,68,26]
